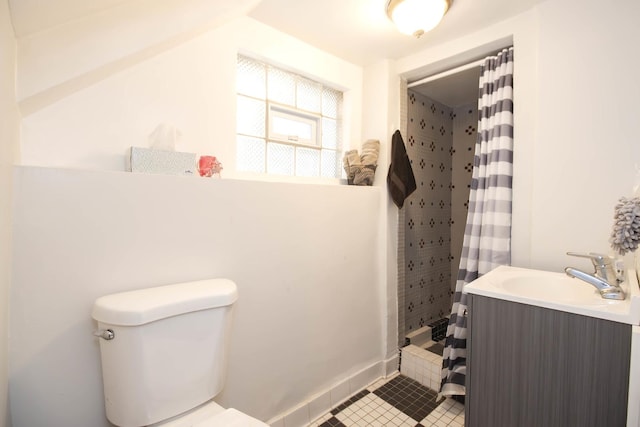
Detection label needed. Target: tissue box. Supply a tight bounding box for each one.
[127,147,197,176]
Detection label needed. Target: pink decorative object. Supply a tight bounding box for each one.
[198,156,223,177]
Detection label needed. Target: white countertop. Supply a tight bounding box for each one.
[465,265,640,325]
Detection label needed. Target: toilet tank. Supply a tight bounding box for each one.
[92,279,238,427]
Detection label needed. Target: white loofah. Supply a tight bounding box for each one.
[610,197,640,255]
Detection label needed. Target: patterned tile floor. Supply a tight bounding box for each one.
[310,374,464,427]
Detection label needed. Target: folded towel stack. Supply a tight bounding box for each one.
[343,139,380,186]
[343,149,361,184]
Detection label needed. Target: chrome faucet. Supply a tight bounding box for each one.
[564,252,626,300]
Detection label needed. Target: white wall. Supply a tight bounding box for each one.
[15,0,261,112]
[361,60,401,362]
[11,167,384,426]
[10,11,382,427]
[0,1,20,426]
[19,16,363,175]
[530,0,640,270]
[397,0,640,273]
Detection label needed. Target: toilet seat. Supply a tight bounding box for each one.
[152,401,267,427]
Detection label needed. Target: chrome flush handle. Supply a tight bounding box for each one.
[93,329,115,340]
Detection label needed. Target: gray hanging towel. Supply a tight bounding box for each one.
[387,130,416,208]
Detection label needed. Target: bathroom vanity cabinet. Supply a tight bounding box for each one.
[466,294,631,427]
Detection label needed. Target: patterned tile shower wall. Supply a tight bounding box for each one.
[404,92,452,333]
[402,90,477,336]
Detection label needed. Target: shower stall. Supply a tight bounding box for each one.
[398,64,480,348]
[398,48,515,398]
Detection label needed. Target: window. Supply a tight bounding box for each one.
[236,55,343,178]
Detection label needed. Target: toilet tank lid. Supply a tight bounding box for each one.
[92,279,238,326]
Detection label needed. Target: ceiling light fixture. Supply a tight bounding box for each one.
[386,0,451,38]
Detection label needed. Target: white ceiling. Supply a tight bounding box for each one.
[8,0,542,106]
[8,0,131,37]
[248,0,545,66]
[9,0,545,64]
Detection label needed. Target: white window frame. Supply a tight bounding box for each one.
[268,104,320,147]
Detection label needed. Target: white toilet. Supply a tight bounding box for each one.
[92,278,268,427]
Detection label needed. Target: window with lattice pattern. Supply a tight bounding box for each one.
[236,55,343,178]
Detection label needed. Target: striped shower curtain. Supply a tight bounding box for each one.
[440,47,514,397]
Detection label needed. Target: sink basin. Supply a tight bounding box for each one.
[465,265,640,324]
[495,274,609,306]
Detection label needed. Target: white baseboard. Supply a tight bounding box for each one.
[267,356,400,427]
